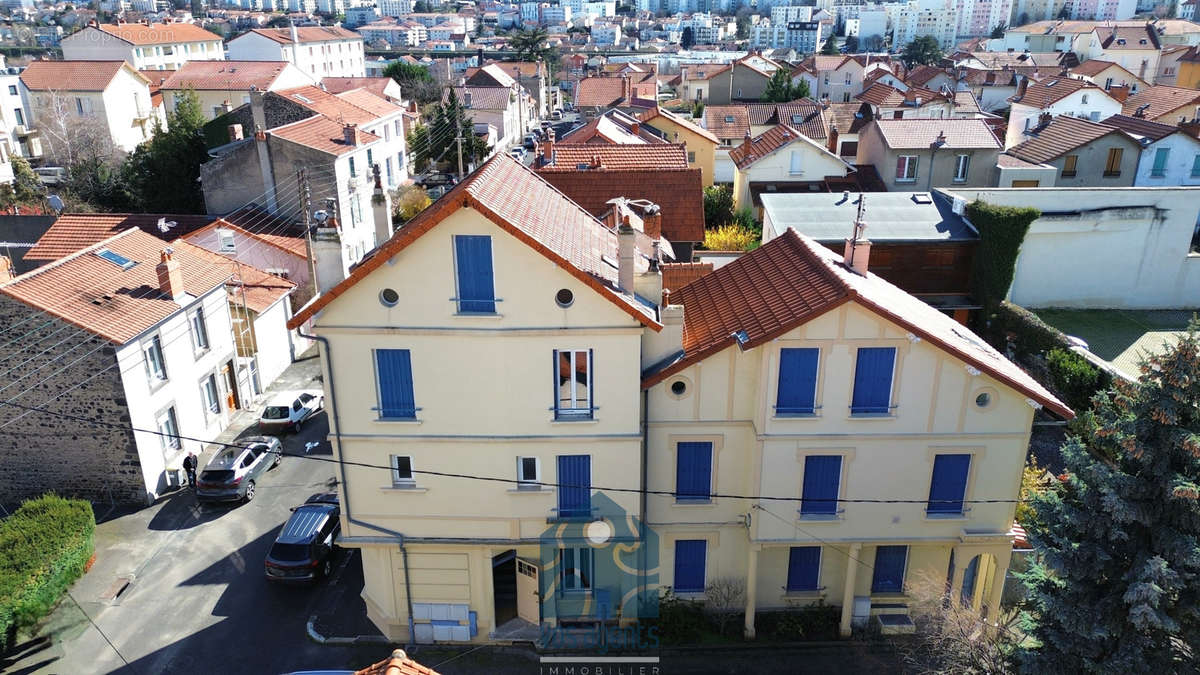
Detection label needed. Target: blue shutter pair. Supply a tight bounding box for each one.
[454,235,496,313]
[871,545,907,593]
[927,454,971,514]
[800,455,841,516]
[673,540,706,593]
[776,348,818,415]
[851,347,896,414]
[376,349,416,419]
[557,455,591,518]
[675,441,713,502]
[786,547,821,591]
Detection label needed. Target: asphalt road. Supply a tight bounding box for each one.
[4,359,383,675]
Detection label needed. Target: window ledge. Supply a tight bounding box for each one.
[381,486,427,493]
[375,418,422,424]
[674,499,716,507]
[508,487,554,494]
[847,413,896,420]
[773,413,820,420]
[550,417,598,424]
[453,312,504,319]
[924,512,969,521]
[797,513,841,522]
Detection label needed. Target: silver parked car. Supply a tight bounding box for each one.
[196,436,282,504]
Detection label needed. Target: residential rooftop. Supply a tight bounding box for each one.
[759,191,977,242]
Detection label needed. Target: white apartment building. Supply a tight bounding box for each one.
[591,22,623,46]
[843,6,889,41]
[360,19,427,47]
[0,68,37,158]
[954,0,1012,39]
[227,25,366,79]
[20,61,156,153]
[60,20,225,71]
[379,0,413,16]
[890,0,958,51]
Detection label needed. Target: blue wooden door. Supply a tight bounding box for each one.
[557,455,591,518]
[871,545,907,593]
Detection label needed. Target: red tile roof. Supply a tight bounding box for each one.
[178,240,295,313]
[905,64,946,86]
[0,230,233,344]
[574,76,630,108]
[1009,77,1100,109]
[1100,113,1179,141]
[277,85,378,124]
[270,114,380,155]
[320,77,398,100]
[856,83,907,107]
[354,649,441,675]
[289,154,662,331]
[20,60,138,92]
[93,22,222,45]
[704,105,751,140]
[26,213,223,263]
[162,60,300,91]
[537,167,704,243]
[661,262,713,293]
[1007,114,1132,164]
[642,229,1072,418]
[728,124,842,170]
[335,88,404,117]
[244,26,361,44]
[870,118,1001,150]
[1121,85,1200,121]
[539,144,689,171]
[638,105,719,144]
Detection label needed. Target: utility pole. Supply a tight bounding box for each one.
[299,168,318,299]
[515,65,524,141]
[456,128,465,180]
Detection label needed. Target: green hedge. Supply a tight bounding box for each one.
[0,495,95,651]
[985,301,1070,360]
[1047,348,1112,413]
[966,200,1040,315]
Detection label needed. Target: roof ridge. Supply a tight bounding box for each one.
[0,227,141,287]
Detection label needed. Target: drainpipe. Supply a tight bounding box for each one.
[297,327,416,649]
[639,388,649,619]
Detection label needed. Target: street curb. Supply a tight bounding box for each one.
[306,616,392,646]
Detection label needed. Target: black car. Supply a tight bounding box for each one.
[264,493,341,584]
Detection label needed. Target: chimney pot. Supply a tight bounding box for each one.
[843,224,871,276]
[156,248,185,300]
[618,222,636,293]
[343,123,357,146]
[228,124,244,142]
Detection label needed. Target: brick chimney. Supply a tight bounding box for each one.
[1036,112,1053,128]
[156,248,185,301]
[631,120,640,136]
[343,123,358,146]
[740,131,753,156]
[541,128,555,165]
[843,220,870,276]
[642,204,662,239]
[621,74,631,102]
[1179,117,1200,139]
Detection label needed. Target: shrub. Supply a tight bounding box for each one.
[984,301,1069,360]
[703,576,746,635]
[392,184,432,224]
[702,184,734,228]
[757,601,840,641]
[655,589,709,645]
[0,495,95,651]
[704,224,757,251]
[1046,348,1111,413]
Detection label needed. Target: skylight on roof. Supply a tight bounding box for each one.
[912,193,933,204]
[791,114,804,123]
[95,248,135,270]
[724,115,735,122]
[293,94,312,103]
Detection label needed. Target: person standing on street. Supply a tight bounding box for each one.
[183,452,198,488]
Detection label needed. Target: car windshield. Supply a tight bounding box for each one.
[200,469,234,483]
[269,542,311,562]
[262,406,290,419]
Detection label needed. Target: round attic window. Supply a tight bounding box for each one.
[975,392,992,408]
[671,380,687,396]
[556,288,575,308]
[379,288,400,307]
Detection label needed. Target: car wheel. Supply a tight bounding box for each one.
[273,452,281,468]
[322,558,333,579]
[295,417,302,433]
[244,480,256,502]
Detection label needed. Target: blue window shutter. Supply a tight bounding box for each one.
[927,454,971,514]
[851,347,896,414]
[871,546,907,593]
[375,349,415,418]
[557,455,591,518]
[673,540,706,592]
[960,555,980,605]
[776,348,819,414]
[552,350,560,417]
[800,455,841,515]
[675,442,713,502]
[786,547,821,591]
[454,235,495,313]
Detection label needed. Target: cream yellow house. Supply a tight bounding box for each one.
[639,105,719,187]
[289,154,1070,645]
[728,125,856,214]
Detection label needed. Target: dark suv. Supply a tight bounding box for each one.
[264,493,341,584]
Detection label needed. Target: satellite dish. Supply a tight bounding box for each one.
[156,216,177,233]
[46,194,63,213]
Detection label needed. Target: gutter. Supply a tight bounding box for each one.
[297,326,416,650]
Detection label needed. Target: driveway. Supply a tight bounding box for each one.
[3,353,381,675]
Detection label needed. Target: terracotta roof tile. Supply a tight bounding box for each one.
[354,649,441,675]
[0,230,233,344]
[1009,77,1100,109]
[905,64,945,86]
[245,26,361,44]
[539,144,688,171]
[321,77,398,99]
[334,88,404,117]
[704,105,751,140]
[871,118,1001,149]
[1069,59,1121,77]
[180,241,295,313]
[94,22,222,45]
[289,154,662,331]
[661,262,713,293]
[825,102,869,134]
[537,166,704,243]
[1121,85,1200,121]
[26,213,221,263]
[1006,115,1129,164]
[643,229,1071,418]
[162,60,299,91]
[727,124,842,170]
[574,76,630,108]
[638,105,719,143]
[20,60,136,92]
[1100,113,1179,141]
[1096,24,1160,50]
[450,85,511,110]
[857,83,906,107]
[277,85,377,124]
[270,115,381,155]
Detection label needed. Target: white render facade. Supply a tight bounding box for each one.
[1005,90,1123,149]
[21,66,156,153]
[1130,133,1200,187]
[227,29,367,79]
[60,24,226,71]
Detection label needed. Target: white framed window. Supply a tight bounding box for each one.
[216,228,236,254]
[953,154,970,182]
[390,454,416,487]
[143,335,167,383]
[200,374,220,415]
[560,547,593,591]
[895,155,918,183]
[554,349,593,420]
[789,150,803,175]
[517,456,541,489]
[190,307,209,352]
[1081,94,1089,104]
[157,406,181,452]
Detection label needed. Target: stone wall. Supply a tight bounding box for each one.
[0,296,144,504]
